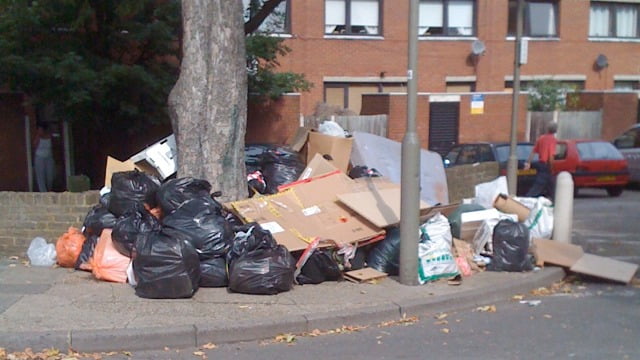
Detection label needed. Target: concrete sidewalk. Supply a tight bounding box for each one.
[0,258,565,353]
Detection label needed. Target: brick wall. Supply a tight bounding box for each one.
[0,191,99,256]
[246,94,301,144]
[445,162,500,204]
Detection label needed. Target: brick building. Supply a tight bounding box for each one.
[245,0,639,149]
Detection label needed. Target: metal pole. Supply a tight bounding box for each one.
[399,0,420,286]
[507,0,524,196]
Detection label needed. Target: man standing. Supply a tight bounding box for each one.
[524,122,557,198]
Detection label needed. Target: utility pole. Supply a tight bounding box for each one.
[507,0,524,195]
[399,0,420,285]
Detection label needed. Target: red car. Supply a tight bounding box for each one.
[552,139,630,197]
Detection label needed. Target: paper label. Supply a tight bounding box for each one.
[259,221,285,234]
[302,205,322,216]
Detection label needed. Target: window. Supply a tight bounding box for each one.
[508,0,558,37]
[419,0,475,36]
[243,0,291,34]
[577,141,625,161]
[324,82,405,114]
[325,0,381,35]
[446,81,476,92]
[590,1,639,38]
[614,80,640,91]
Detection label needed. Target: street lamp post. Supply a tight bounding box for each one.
[399,0,420,286]
[507,0,524,196]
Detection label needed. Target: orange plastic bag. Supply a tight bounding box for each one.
[90,229,130,283]
[55,227,85,268]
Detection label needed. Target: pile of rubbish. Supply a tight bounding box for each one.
[28,122,638,298]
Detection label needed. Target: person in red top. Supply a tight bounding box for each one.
[524,122,557,198]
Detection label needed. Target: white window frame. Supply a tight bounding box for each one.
[589,1,640,39]
[325,0,382,36]
[508,0,559,38]
[419,0,475,37]
[243,0,291,34]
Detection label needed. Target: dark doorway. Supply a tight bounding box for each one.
[428,101,460,157]
[0,94,29,191]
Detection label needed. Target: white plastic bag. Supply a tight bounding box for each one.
[318,120,347,137]
[524,197,554,240]
[474,176,508,209]
[27,237,57,267]
[417,213,459,284]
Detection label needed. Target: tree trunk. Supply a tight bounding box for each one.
[169,0,247,202]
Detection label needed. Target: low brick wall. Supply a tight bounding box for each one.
[0,191,100,256]
[445,162,500,203]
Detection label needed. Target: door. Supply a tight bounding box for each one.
[0,94,29,191]
[428,101,459,157]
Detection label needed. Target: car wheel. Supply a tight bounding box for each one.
[606,187,623,197]
[573,187,579,197]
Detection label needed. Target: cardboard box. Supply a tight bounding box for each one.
[494,194,531,222]
[298,153,340,180]
[104,156,140,187]
[128,134,176,180]
[230,172,384,252]
[306,131,353,173]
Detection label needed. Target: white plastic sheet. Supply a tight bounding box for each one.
[350,131,449,205]
[27,237,56,267]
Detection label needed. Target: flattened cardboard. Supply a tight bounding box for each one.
[459,208,501,242]
[230,172,384,252]
[570,254,638,284]
[104,156,138,187]
[298,153,340,180]
[532,238,584,268]
[306,131,353,173]
[494,194,531,222]
[337,188,431,228]
[344,268,388,283]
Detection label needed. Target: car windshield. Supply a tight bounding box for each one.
[494,144,537,162]
[576,141,624,161]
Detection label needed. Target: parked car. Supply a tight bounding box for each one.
[552,139,630,197]
[612,123,640,183]
[443,142,539,196]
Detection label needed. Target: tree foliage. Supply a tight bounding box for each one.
[0,0,181,132]
[527,80,576,112]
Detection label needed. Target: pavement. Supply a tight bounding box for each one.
[0,257,566,353]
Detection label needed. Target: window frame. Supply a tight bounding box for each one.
[325,0,383,36]
[589,1,640,39]
[508,0,559,38]
[419,0,477,37]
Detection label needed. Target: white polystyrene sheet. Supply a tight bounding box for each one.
[350,131,449,205]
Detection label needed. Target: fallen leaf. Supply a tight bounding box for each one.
[434,313,448,320]
[512,294,524,301]
[440,328,450,334]
[434,320,448,325]
[193,350,206,356]
[475,305,496,313]
[9,256,19,260]
[164,347,171,351]
[544,314,553,319]
[122,351,132,356]
[238,305,251,309]
[201,343,217,350]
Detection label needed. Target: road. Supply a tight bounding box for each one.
[100,187,640,360]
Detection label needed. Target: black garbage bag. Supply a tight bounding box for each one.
[348,166,382,179]
[133,230,201,299]
[199,257,228,287]
[74,234,99,270]
[82,204,117,238]
[227,224,296,295]
[162,197,233,260]
[296,250,342,285]
[228,245,296,295]
[366,227,400,275]
[487,219,533,272]
[108,170,160,217]
[245,144,273,174]
[112,209,162,258]
[247,170,267,196]
[260,147,305,194]
[156,177,215,215]
[99,192,111,207]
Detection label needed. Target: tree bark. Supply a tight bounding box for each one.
[169,0,248,202]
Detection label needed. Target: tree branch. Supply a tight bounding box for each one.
[244,0,285,35]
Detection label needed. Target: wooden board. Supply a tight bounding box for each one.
[344,268,388,283]
[532,238,584,268]
[570,253,639,284]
